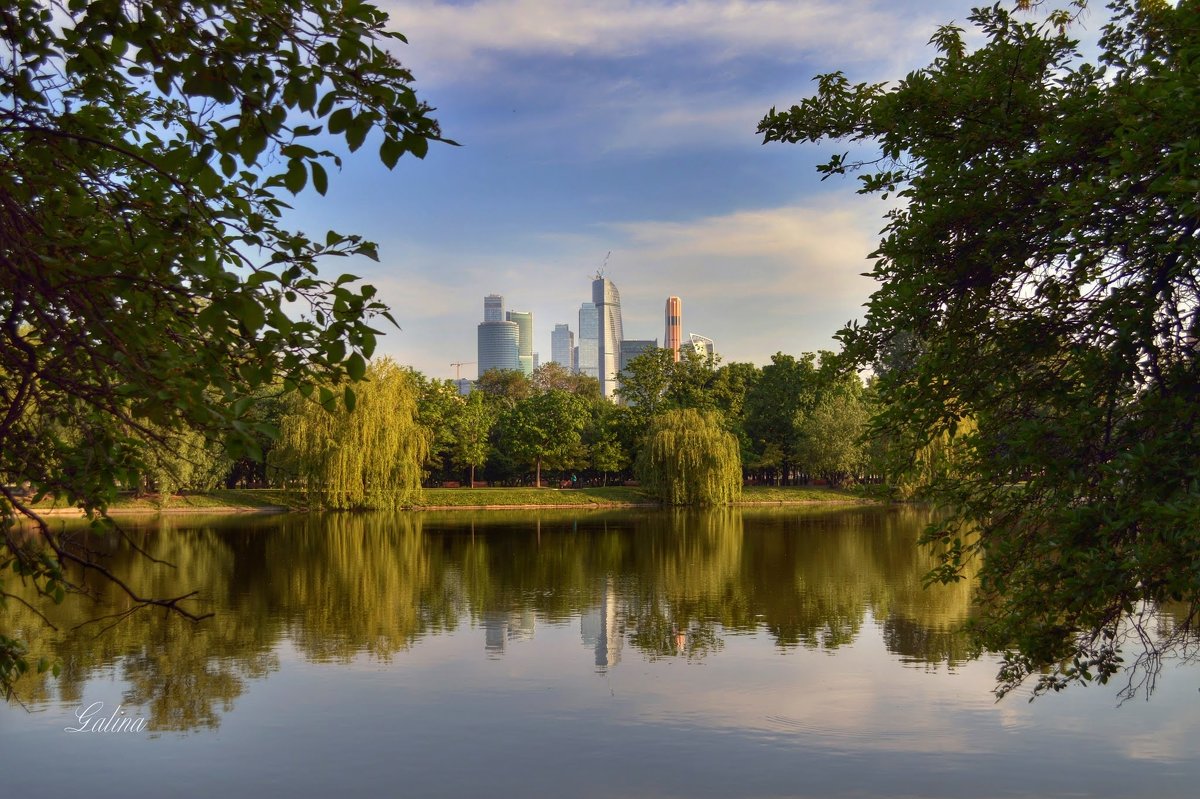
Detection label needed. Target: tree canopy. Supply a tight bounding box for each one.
[637,409,742,506]
[761,0,1199,697]
[272,358,428,509]
[1,0,446,693]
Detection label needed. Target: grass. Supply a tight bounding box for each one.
[739,484,873,503]
[412,486,655,508]
[25,488,294,513]
[20,484,873,515]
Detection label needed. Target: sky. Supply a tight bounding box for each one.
[283,0,1051,380]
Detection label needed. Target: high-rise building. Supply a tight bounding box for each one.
[618,339,658,404]
[593,277,624,398]
[619,339,657,373]
[551,324,575,371]
[688,333,715,363]
[478,295,519,376]
[484,294,504,323]
[506,310,534,376]
[577,302,599,379]
[664,296,682,362]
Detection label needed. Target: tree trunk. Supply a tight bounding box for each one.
[469,464,474,486]
[536,457,542,488]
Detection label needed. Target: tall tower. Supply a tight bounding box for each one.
[593,276,624,398]
[506,310,534,376]
[664,296,682,362]
[551,324,575,371]
[577,301,599,379]
[484,294,504,323]
[477,295,519,376]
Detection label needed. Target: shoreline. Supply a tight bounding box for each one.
[22,485,879,517]
[29,497,881,517]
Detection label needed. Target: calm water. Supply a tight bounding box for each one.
[1,507,1197,798]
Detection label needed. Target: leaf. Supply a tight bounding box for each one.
[311,161,328,195]
[284,159,306,195]
[346,352,366,381]
[343,385,357,412]
[380,135,404,168]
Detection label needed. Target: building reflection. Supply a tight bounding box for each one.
[580,578,624,672]
[481,609,536,657]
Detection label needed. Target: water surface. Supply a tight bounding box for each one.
[1,507,1196,797]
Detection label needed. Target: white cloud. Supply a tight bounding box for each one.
[371,196,885,376]
[383,0,953,83]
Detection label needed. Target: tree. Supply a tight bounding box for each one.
[414,374,464,482]
[452,390,495,486]
[1,0,446,692]
[501,390,589,487]
[760,0,1200,697]
[272,358,428,509]
[532,362,601,399]
[587,402,632,486]
[637,409,742,506]
[475,369,533,408]
[742,352,819,484]
[793,378,870,487]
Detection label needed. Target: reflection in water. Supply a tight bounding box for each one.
[4,506,972,729]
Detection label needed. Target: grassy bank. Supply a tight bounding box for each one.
[23,484,872,515]
[738,485,870,503]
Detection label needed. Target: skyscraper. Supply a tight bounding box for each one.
[506,310,534,376]
[619,339,657,373]
[593,277,624,398]
[664,296,682,362]
[478,295,519,376]
[484,294,504,323]
[551,323,575,371]
[618,339,657,404]
[688,333,715,363]
[577,301,599,379]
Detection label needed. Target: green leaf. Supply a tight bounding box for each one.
[311,161,328,195]
[380,136,404,169]
[346,352,367,381]
[343,386,357,412]
[284,159,306,195]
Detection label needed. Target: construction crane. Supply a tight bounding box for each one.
[592,250,611,281]
[450,361,475,380]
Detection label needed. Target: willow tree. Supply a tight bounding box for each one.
[273,359,429,509]
[637,409,741,506]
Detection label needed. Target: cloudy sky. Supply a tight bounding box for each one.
[287,0,1032,380]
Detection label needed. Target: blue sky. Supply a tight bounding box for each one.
[288,0,1032,380]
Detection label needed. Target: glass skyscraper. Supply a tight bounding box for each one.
[577,301,599,380]
[551,323,575,371]
[477,295,519,377]
[593,277,624,398]
[506,310,534,376]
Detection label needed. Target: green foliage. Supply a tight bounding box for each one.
[762,0,1200,697]
[794,378,871,487]
[476,369,534,408]
[501,390,589,485]
[414,374,464,479]
[637,409,742,506]
[742,352,825,481]
[0,0,446,693]
[143,426,232,502]
[273,359,428,509]
[452,391,495,484]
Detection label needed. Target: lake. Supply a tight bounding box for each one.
[1,506,1197,797]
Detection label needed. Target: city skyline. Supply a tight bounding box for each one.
[296,1,988,378]
[477,277,693,386]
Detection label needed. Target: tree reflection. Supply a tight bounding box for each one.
[4,506,986,730]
